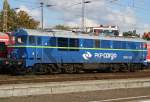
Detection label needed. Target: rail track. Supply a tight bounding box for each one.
[0,70,150,85]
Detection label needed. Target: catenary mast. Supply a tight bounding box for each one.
[3,0,8,32]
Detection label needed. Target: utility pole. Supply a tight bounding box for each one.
[132,0,134,7]
[40,2,44,30]
[81,0,91,32]
[82,0,85,32]
[132,0,136,32]
[3,0,8,32]
[40,2,54,30]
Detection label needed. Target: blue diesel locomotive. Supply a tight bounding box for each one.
[8,29,147,74]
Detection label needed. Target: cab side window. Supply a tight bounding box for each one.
[57,37,68,51]
[37,37,42,45]
[16,36,27,44]
[69,38,79,51]
[29,36,36,45]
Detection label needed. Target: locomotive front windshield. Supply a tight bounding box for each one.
[15,36,27,45]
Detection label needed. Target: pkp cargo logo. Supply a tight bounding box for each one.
[82,52,92,60]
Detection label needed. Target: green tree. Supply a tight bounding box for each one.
[0,12,3,31]
[123,30,140,37]
[0,0,39,32]
[54,25,70,30]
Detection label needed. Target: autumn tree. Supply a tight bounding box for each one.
[143,32,150,40]
[17,11,39,29]
[0,0,39,32]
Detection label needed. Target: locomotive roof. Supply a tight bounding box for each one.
[14,29,146,43]
[0,32,7,36]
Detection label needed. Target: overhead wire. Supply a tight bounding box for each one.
[108,0,150,21]
[54,0,150,27]
[108,0,150,14]
[89,0,150,30]
[10,0,150,30]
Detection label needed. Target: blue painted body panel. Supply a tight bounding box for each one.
[10,29,147,68]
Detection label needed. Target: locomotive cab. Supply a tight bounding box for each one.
[10,29,46,69]
[8,30,28,68]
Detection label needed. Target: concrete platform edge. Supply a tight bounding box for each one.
[0,78,150,98]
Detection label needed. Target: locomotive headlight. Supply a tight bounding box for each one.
[18,61,22,65]
[22,53,27,59]
[5,61,9,65]
[22,55,25,58]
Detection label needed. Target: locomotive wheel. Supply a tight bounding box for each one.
[11,65,26,75]
[135,64,141,71]
[75,67,83,73]
[109,67,119,72]
[128,64,137,72]
[73,64,83,73]
[130,67,135,72]
[63,64,75,74]
[33,64,49,75]
[44,64,53,74]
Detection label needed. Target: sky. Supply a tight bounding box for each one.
[1,0,150,34]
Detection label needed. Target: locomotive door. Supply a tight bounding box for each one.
[28,36,36,62]
[27,36,42,66]
[35,37,42,62]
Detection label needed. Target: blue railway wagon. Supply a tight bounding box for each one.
[8,29,147,74]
